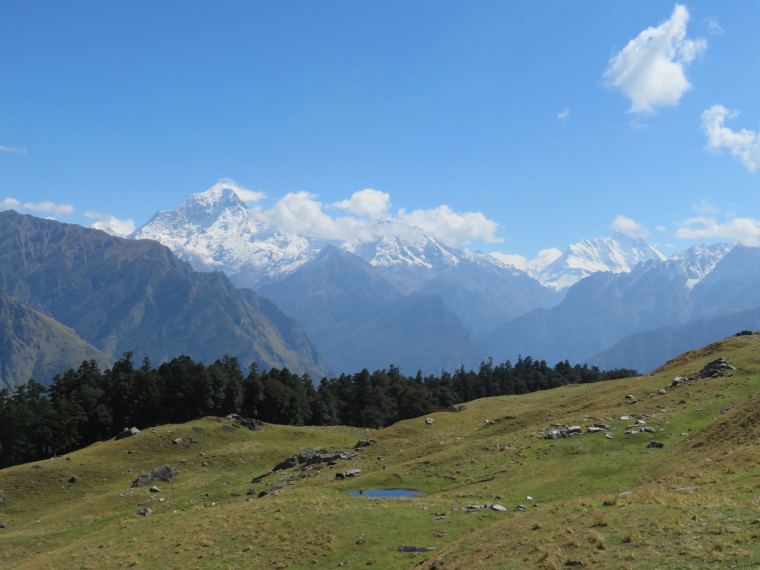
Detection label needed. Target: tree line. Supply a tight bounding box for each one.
[0,353,636,469]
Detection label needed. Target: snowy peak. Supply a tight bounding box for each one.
[667,242,734,289]
[531,231,666,290]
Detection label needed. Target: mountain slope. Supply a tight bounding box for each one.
[0,289,114,388]
[0,210,327,378]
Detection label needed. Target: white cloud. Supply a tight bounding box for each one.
[558,108,570,121]
[334,188,390,217]
[489,252,528,270]
[0,145,26,154]
[1,197,21,210]
[611,215,649,238]
[84,211,136,237]
[701,105,760,172]
[248,189,502,247]
[656,225,667,232]
[214,178,266,202]
[23,201,75,215]
[398,205,502,244]
[603,4,706,114]
[706,18,724,37]
[676,216,760,246]
[692,199,720,215]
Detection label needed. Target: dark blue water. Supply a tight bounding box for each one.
[347,489,422,498]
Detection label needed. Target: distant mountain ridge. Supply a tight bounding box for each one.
[0,210,327,386]
[127,184,754,375]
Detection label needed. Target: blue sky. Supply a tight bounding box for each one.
[1,1,759,265]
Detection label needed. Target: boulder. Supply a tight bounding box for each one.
[491,504,508,511]
[115,427,140,440]
[398,546,438,553]
[343,469,362,478]
[136,508,152,516]
[425,418,434,425]
[646,441,664,449]
[131,464,180,488]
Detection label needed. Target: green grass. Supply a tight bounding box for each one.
[2,334,760,568]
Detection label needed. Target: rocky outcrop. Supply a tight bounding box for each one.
[132,464,180,488]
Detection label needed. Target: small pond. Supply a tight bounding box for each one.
[347,489,422,498]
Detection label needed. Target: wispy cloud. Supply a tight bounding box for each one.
[701,105,760,172]
[1,197,21,210]
[84,211,136,237]
[706,18,724,37]
[0,145,26,154]
[557,108,570,121]
[23,201,75,215]
[603,4,706,115]
[611,215,650,238]
[676,216,760,246]
[215,178,266,202]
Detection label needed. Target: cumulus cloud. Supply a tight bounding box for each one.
[334,188,390,217]
[611,215,649,238]
[23,201,75,215]
[84,211,136,237]
[1,197,21,210]
[0,145,26,154]
[676,216,760,246]
[701,105,760,172]
[248,189,502,247]
[603,4,706,114]
[490,247,562,272]
[214,178,266,202]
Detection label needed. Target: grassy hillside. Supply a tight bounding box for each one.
[1,333,759,568]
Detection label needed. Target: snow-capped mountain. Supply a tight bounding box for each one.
[529,231,667,290]
[131,184,322,288]
[131,183,521,290]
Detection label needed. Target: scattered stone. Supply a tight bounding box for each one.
[425,418,434,425]
[491,504,508,512]
[172,438,183,445]
[225,414,264,431]
[647,441,664,449]
[115,427,140,440]
[720,406,733,415]
[605,433,613,439]
[398,546,438,553]
[149,486,161,493]
[658,389,668,395]
[343,468,362,478]
[565,561,584,567]
[619,415,630,421]
[434,515,447,520]
[273,447,357,471]
[246,489,257,496]
[136,508,152,516]
[618,491,632,497]
[641,427,656,433]
[189,437,198,444]
[68,477,77,484]
[586,427,605,433]
[515,505,527,512]
[675,486,698,492]
[625,395,636,400]
[353,439,372,448]
[0,490,3,504]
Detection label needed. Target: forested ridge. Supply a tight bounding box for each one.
[0,353,636,469]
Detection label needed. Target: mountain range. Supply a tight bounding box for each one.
[125,184,760,375]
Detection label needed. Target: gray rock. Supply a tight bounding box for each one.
[68,477,77,484]
[172,438,183,445]
[149,486,161,493]
[491,504,508,511]
[398,546,438,552]
[131,464,180,488]
[425,418,434,425]
[0,521,7,529]
[0,490,3,504]
[136,508,152,516]
[115,427,140,440]
[641,427,656,433]
[343,468,362,478]
[646,441,664,449]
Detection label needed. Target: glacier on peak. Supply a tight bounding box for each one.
[529,231,666,290]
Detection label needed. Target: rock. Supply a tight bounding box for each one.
[131,464,180,488]
[565,561,584,567]
[646,441,664,449]
[619,415,630,421]
[172,438,183,445]
[720,406,733,415]
[675,486,698,492]
[115,427,140,440]
[149,486,161,493]
[0,521,7,529]
[398,546,438,552]
[273,447,357,471]
[567,426,582,434]
[425,418,434,425]
[491,504,508,511]
[343,468,362,478]
[353,439,372,448]
[68,476,77,484]
[586,427,605,433]
[605,433,613,439]
[545,429,562,439]
[618,491,632,497]
[625,394,636,400]
[136,508,152,516]
[641,427,656,433]
[515,505,527,512]
[0,490,3,504]
[189,437,198,444]
[658,389,667,395]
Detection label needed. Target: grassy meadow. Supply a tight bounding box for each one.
[1,333,760,568]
